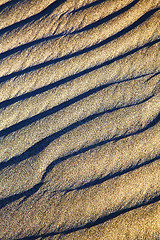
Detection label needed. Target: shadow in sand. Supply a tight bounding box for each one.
[40,111,160,181]
[0,182,43,209]
[0,0,67,35]
[0,0,139,59]
[0,71,157,111]
[0,8,159,84]
[72,155,160,191]
[0,100,158,174]
[15,193,160,239]
[73,0,140,33]
[0,0,23,12]
[0,73,156,137]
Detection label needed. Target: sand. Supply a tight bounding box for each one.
[0,0,160,239]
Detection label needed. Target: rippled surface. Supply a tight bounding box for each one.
[0,0,160,239]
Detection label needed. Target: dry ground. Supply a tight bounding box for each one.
[0,0,160,239]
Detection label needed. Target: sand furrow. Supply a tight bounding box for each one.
[0,6,160,79]
[0,0,159,239]
[0,23,159,103]
[0,71,159,130]
[0,102,159,199]
[1,158,160,239]
[0,91,159,163]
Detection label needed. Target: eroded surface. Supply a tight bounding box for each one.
[0,0,160,239]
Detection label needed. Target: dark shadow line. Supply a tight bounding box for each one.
[70,155,160,192]
[0,96,155,172]
[0,71,155,109]
[70,0,107,14]
[0,8,159,84]
[40,111,160,181]
[15,194,160,239]
[0,73,154,136]
[1,154,159,213]
[0,112,159,209]
[145,71,160,82]
[0,182,43,209]
[0,0,139,60]
[0,0,108,38]
[0,0,67,35]
[23,155,160,199]
[77,194,160,230]
[73,0,140,33]
[0,0,23,12]
[0,32,65,59]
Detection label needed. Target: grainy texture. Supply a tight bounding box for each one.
[0,0,160,239]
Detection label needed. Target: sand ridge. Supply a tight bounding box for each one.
[0,0,160,239]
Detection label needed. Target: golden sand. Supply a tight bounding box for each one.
[0,0,160,239]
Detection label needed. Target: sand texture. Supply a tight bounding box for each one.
[0,0,160,239]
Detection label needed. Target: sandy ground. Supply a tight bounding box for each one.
[0,0,160,239]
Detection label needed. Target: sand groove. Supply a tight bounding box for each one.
[0,0,160,239]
